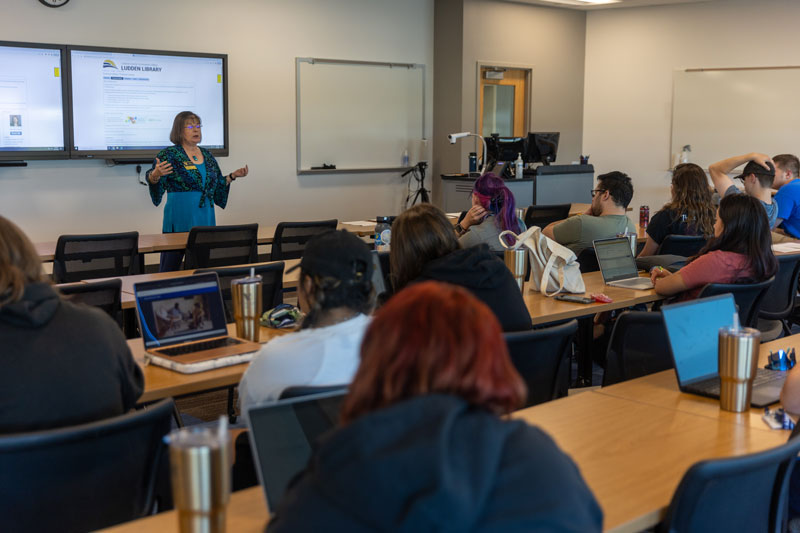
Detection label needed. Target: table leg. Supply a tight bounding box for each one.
[575,316,594,387]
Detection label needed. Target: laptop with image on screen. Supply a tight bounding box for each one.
[245,391,346,514]
[593,236,654,290]
[661,293,786,407]
[133,272,261,368]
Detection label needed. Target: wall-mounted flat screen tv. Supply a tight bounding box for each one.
[0,41,68,160]
[68,46,227,160]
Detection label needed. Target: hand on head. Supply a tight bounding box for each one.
[461,204,488,229]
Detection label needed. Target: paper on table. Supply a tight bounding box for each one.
[772,242,800,253]
[343,220,377,227]
[446,213,461,218]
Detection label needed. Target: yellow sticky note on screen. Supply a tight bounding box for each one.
[217,74,221,83]
[54,67,60,77]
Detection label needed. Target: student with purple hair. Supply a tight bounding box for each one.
[454,173,526,251]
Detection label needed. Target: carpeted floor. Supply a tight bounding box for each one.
[175,388,240,425]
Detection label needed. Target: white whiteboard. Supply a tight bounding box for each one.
[296,58,425,174]
[671,68,800,169]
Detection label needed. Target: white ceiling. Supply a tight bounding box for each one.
[501,0,720,10]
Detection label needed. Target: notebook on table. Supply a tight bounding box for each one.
[661,294,785,407]
[593,236,654,290]
[133,272,262,374]
[245,391,346,513]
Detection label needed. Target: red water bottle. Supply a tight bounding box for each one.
[640,205,650,229]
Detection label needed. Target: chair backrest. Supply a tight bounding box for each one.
[577,246,599,273]
[759,253,800,320]
[602,311,673,386]
[184,224,259,269]
[194,262,284,323]
[656,234,708,257]
[279,384,349,399]
[270,219,338,261]
[53,231,139,283]
[524,203,571,229]
[0,398,174,533]
[504,319,578,407]
[658,434,800,533]
[57,278,123,329]
[697,276,775,328]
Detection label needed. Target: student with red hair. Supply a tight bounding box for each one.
[267,281,602,532]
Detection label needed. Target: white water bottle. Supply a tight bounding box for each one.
[515,152,524,179]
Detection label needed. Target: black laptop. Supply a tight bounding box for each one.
[661,294,786,407]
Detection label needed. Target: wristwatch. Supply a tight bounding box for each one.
[455,223,467,236]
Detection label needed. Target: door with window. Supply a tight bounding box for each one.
[478,66,530,138]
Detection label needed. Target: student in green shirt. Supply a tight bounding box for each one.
[543,171,636,255]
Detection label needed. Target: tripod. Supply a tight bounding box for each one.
[404,161,430,207]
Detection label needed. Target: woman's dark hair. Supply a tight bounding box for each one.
[663,163,715,237]
[169,111,201,145]
[0,216,47,308]
[390,204,460,291]
[473,173,521,244]
[688,194,777,282]
[341,281,526,423]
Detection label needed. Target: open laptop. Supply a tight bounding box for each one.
[662,294,786,407]
[245,391,346,513]
[593,236,654,290]
[133,272,261,364]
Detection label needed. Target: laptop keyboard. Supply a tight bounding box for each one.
[159,337,244,357]
[693,369,785,396]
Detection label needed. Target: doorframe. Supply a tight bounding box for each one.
[475,61,533,138]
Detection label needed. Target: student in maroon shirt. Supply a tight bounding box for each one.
[650,194,777,300]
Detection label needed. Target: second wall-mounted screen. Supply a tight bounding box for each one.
[69,46,227,159]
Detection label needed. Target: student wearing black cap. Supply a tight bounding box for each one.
[708,152,777,228]
[238,230,374,409]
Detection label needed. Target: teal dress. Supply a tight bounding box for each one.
[146,145,230,233]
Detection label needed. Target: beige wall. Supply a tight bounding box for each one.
[462,0,586,169]
[583,0,800,215]
[0,0,433,242]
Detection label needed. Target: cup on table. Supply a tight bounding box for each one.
[168,424,232,533]
[718,324,760,412]
[504,249,527,292]
[231,273,262,342]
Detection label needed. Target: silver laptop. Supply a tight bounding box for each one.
[245,391,346,513]
[662,294,785,407]
[593,237,654,290]
[133,272,261,364]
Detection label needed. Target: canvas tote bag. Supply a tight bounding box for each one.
[500,227,585,296]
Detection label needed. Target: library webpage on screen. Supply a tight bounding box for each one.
[0,43,65,154]
[69,48,225,156]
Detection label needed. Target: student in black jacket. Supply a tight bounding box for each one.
[390,203,532,331]
[0,216,143,433]
[268,282,602,532]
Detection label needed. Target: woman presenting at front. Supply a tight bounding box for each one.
[146,111,249,271]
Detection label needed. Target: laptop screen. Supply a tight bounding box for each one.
[661,294,737,385]
[594,237,638,282]
[134,273,229,349]
[246,392,345,512]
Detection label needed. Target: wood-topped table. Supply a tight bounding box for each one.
[107,359,790,533]
[133,323,291,404]
[87,259,301,311]
[35,222,378,262]
[524,271,661,326]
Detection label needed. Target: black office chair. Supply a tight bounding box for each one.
[53,231,139,283]
[697,277,775,329]
[184,224,259,269]
[655,234,707,257]
[504,319,578,407]
[656,433,800,533]
[577,247,599,273]
[602,311,673,386]
[279,384,349,399]
[270,219,338,261]
[57,278,123,329]
[758,253,800,341]
[195,262,285,323]
[0,399,174,532]
[524,204,571,229]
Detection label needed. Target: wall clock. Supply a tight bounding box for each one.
[39,0,70,7]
